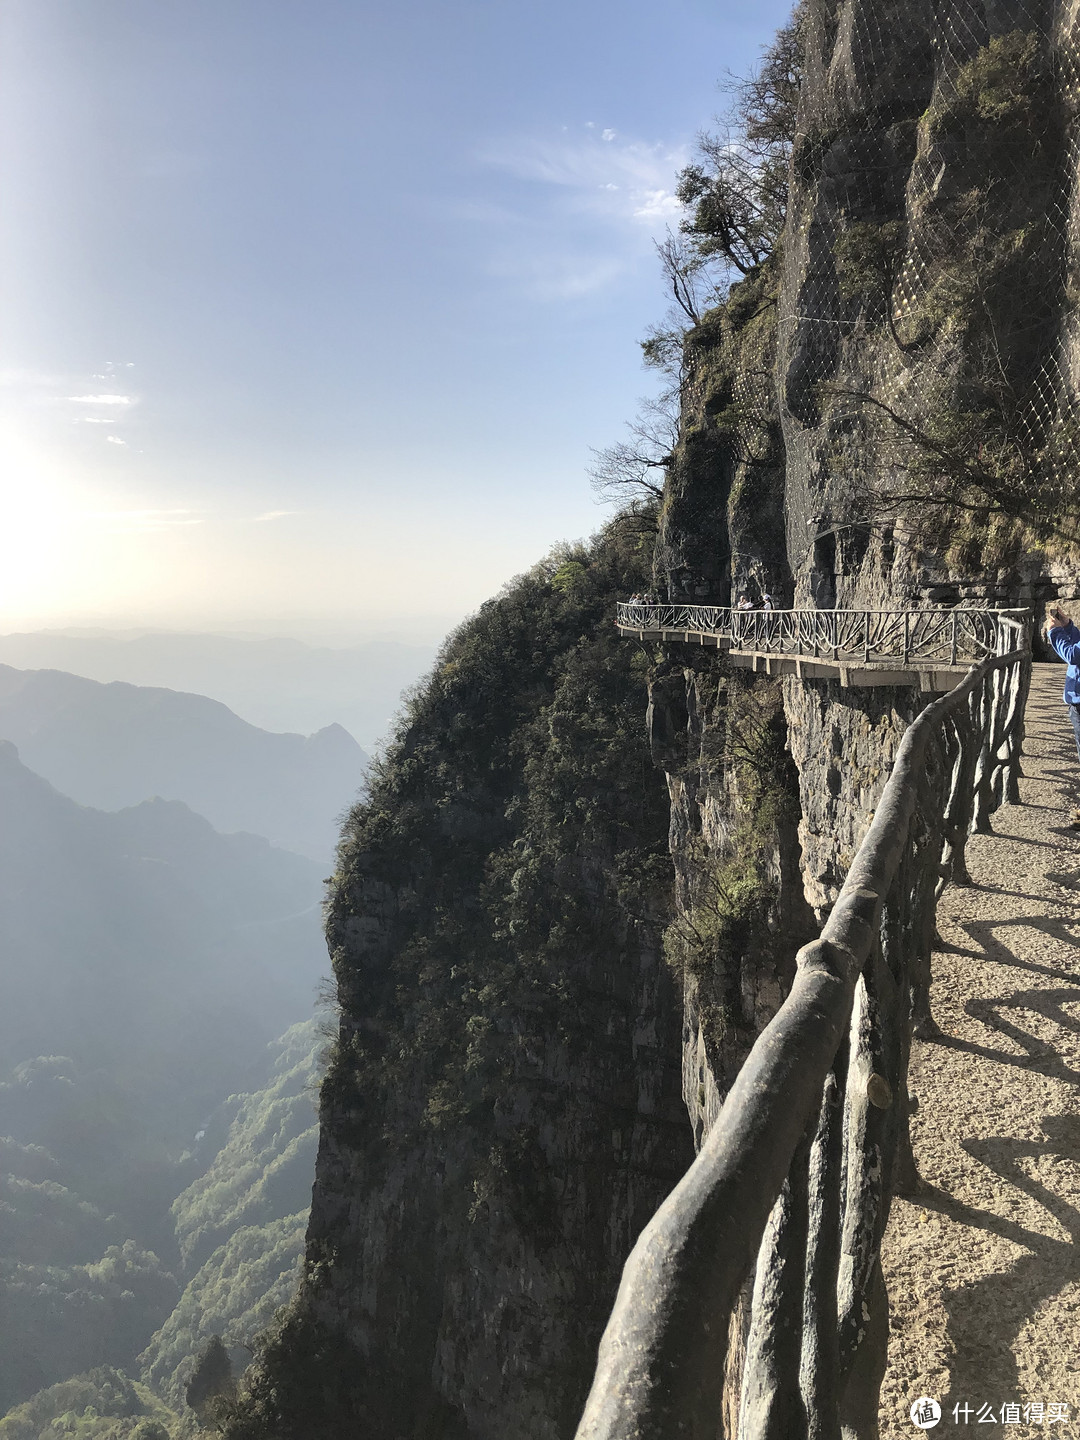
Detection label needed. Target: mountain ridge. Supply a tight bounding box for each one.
[0,665,367,862]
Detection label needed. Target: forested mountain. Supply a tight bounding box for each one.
[0,745,329,1420]
[0,666,368,862]
[140,1021,321,1406]
[0,1019,322,1429]
[224,521,695,1439]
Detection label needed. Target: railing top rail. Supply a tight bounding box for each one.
[616,602,1032,618]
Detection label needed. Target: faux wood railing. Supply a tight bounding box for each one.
[575,640,1030,1440]
[616,602,1029,668]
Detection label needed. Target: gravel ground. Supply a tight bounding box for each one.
[879,663,1080,1437]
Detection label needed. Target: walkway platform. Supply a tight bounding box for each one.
[725,651,973,691]
[617,602,1030,689]
[878,663,1080,1429]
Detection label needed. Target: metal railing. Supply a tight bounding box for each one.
[575,644,1030,1440]
[616,602,1030,666]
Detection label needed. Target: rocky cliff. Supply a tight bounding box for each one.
[225,4,1080,1435]
[225,522,693,1439]
[653,0,1080,1115]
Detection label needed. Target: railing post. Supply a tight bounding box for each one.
[903,613,910,667]
[950,611,958,667]
[864,612,870,665]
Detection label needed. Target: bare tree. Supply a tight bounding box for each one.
[819,381,1080,548]
[588,392,679,508]
[655,231,710,326]
[676,18,801,284]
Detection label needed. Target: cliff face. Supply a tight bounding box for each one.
[225,7,1080,1435]
[776,0,1079,908]
[779,0,1075,609]
[227,523,693,1440]
[652,0,1080,1123]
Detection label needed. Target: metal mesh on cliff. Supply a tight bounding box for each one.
[772,0,1080,591]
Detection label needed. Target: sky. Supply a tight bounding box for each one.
[0,0,793,644]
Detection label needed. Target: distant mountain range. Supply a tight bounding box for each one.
[0,739,328,1107]
[0,665,368,862]
[0,736,333,1413]
[0,630,439,749]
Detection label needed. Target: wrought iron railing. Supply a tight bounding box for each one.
[616,602,1030,666]
[575,644,1030,1440]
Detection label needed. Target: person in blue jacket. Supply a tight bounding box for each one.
[1046,604,1080,778]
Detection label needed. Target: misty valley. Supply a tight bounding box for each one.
[0,646,377,1436]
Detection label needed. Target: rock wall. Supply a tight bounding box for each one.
[652,0,1080,1128]
[224,7,1080,1437]
[224,526,694,1440]
[779,0,1077,609]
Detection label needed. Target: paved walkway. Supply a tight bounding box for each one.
[880,663,1080,1435]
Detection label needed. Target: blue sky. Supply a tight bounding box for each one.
[0,0,793,642]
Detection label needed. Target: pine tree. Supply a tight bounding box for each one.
[186,1335,235,1425]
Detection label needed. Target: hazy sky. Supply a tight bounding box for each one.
[1,0,792,643]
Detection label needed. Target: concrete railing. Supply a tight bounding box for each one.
[575,644,1030,1440]
[616,602,1030,666]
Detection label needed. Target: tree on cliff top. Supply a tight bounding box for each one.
[674,16,801,286]
[590,17,803,514]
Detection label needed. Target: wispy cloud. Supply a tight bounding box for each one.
[253,510,299,522]
[68,394,135,406]
[470,125,688,299]
[82,509,204,533]
[49,367,141,444]
[480,127,686,226]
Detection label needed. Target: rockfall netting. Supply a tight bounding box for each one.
[776,0,1080,587]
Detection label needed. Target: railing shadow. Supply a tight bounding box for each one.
[918,1112,1080,1424]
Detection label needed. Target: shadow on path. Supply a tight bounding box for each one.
[932,1114,1080,1424]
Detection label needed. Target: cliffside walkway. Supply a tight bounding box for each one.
[880,662,1080,1433]
[616,601,1030,691]
[577,632,1034,1439]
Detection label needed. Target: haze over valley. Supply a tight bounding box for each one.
[0,658,353,1425]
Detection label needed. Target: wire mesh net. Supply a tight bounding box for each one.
[775,0,1080,587]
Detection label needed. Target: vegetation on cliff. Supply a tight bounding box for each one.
[222,514,694,1438]
[0,1023,323,1439]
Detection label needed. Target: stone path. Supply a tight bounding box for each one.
[880,663,1080,1436]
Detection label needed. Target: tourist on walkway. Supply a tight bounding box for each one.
[1046,606,1080,821]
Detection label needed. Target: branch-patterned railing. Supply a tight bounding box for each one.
[575,643,1031,1440]
[616,602,1029,666]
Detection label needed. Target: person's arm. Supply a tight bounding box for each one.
[1047,607,1080,664]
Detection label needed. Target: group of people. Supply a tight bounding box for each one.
[625,591,778,610]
